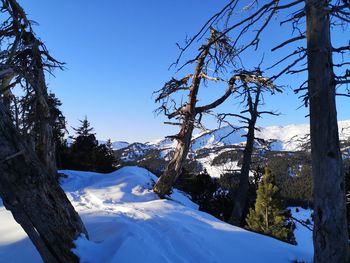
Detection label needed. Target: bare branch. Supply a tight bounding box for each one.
[271,35,306,52]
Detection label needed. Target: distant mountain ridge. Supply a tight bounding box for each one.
[112,120,350,177]
[112,120,350,152]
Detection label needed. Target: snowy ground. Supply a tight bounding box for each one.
[0,167,313,263]
[290,207,313,255]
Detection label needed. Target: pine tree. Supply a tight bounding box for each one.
[69,117,98,171]
[95,139,116,173]
[73,116,95,137]
[246,167,296,244]
[48,93,68,171]
[65,118,116,173]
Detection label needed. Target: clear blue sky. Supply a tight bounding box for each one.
[21,1,350,142]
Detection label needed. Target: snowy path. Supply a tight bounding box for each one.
[0,167,312,263]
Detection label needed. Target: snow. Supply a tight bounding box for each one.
[0,200,42,262]
[196,150,240,178]
[290,207,314,254]
[120,143,153,161]
[0,167,313,263]
[149,138,178,149]
[148,119,350,153]
[97,120,350,154]
[191,126,246,151]
[111,141,130,150]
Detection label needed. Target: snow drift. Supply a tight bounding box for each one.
[0,167,312,263]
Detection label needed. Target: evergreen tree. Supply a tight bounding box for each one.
[69,117,98,171]
[246,167,296,244]
[73,116,94,137]
[48,93,69,170]
[95,139,116,173]
[63,117,116,172]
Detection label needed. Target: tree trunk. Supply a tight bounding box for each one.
[230,116,257,225]
[1,74,14,112]
[153,121,195,198]
[230,87,261,226]
[32,40,57,178]
[153,35,212,198]
[35,73,57,177]
[0,103,88,263]
[305,1,349,262]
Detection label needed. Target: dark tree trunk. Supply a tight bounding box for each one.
[0,74,14,112]
[153,121,195,198]
[230,118,256,225]
[153,38,211,198]
[305,0,349,262]
[0,103,88,263]
[31,40,57,178]
[230,87,260,226]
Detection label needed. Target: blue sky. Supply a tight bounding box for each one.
[21,1,350,142]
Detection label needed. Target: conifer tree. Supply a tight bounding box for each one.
[63,117,116,172]
[73,116,94,136]
[96,139,116,173]
[246,167,295,244]
[69,117,98,171]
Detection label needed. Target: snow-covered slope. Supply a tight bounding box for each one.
[0,167,312,263]
[98,140,130,150]
[0,199,41,262]
[191,120,350,152]
[114,120,350,177]
[116,120,350,165]
[290,207,313,256]
[191,126,246,151]
[111,141,130,150]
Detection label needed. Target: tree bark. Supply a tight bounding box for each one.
[230,87,260,226]
[0,103,88,263]
[1,74,14,111]
[153,121,195,198]
[153,37,211,198]
[305,1,349,262]
[31,39,57,178]
[230,118,257,225]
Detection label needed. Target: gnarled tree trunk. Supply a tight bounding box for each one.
[153,43,209,198]
[30,39,57,178]
[153,119,195,198]
[305,0,349,262]
[0,103,88,263]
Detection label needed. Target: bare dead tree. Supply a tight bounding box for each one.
[153,29,240,198]
[218,69,281,226]
[173,1,350,261]
[0,0,61,176]
[0,1,88,262]
[21,33,59,177]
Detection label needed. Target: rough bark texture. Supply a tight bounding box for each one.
[305,0,349,262]
[31,40,57,177]
[153,121,195,198]
[1,74,14,111]
[0,103,88,263]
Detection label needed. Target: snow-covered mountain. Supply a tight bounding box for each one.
[0,167,313,262]
[98,140,130,150]
[113,120,350,177]
[190,119,350,152]
[115,120,350,153]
